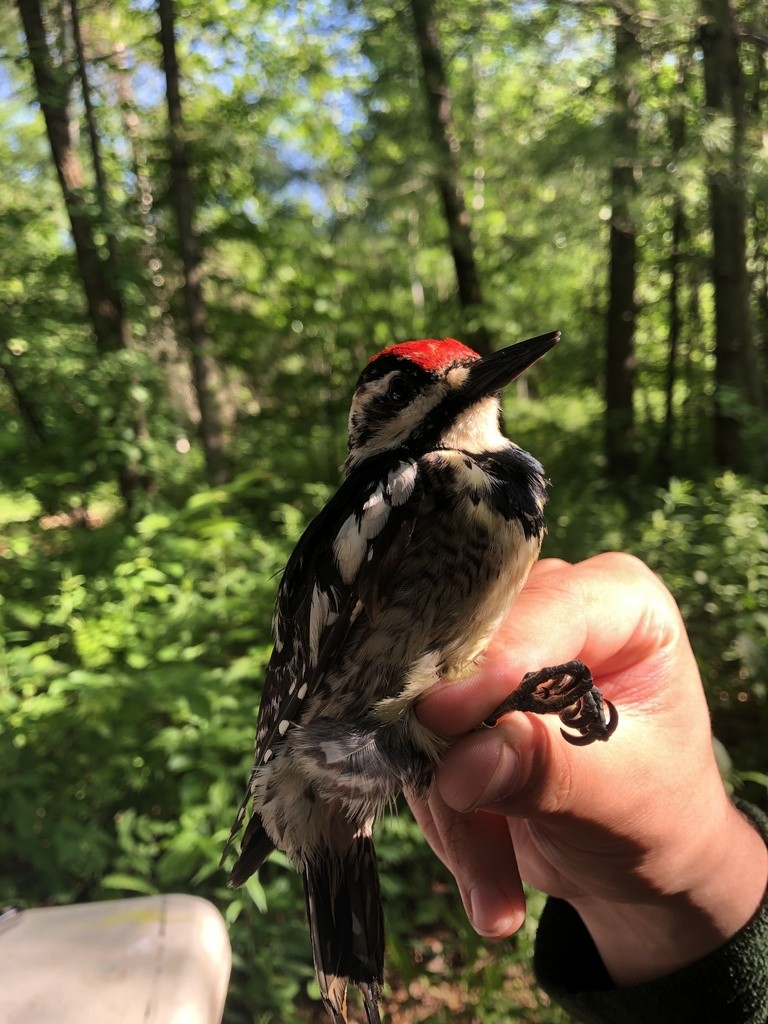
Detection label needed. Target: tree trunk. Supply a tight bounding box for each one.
[0,350,47,444]
[69,0,124,301]
[658,89,688,480]
[16,0,143,505]
[157,0,229,485]
[409,0,490,355]
[604,8,640,479]
[17,0,130,356]
[71,0,156,495]
[115,42,162,283]
[700,0,765,471]
[658,196,686,480]
[680,260,704,462]
[754,201,768,363]
[407,207,426,318]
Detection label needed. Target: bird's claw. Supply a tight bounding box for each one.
[481,660,618,745]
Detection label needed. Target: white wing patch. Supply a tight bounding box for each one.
[359,483,388,538]
[331,462,418,584]
[331,462,411,583]
[254,461,418,770]
[387,461,418,506]
[333,512,365,583]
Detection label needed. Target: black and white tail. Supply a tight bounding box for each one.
[303,831,385,1024]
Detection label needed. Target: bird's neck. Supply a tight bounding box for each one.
[344,397,509,474]
[435,396,507,453]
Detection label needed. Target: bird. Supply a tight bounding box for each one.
[223,332,617,1024]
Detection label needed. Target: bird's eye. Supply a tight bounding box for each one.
[388,376,414,404]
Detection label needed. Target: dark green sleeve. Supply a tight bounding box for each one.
[533,800,768,1024]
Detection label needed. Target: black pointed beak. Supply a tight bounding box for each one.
[459,330,560,405]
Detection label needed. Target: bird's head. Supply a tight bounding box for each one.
[345,331,559,471]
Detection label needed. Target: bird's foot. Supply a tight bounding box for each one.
[482,660,618,745]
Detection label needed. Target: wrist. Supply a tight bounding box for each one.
[572,801,768,986]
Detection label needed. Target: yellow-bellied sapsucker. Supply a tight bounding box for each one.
[223,333,617,1024]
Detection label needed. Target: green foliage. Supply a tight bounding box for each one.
[0,484,315,1019]
[2,439,766,1022]
[0,474,548,1022]
[637,475,768,768]
[0,491,272,898]
[1,0,767,1020]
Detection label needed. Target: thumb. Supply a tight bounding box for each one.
[435,711,576,818]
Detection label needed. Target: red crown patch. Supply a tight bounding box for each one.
[369,338,479,371]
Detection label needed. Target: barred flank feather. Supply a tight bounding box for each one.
[303,833,384,1024]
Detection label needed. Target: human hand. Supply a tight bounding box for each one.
[410,553,768,985]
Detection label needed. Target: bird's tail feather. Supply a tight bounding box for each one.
[227,811,276,888]
[303,831,384,1024]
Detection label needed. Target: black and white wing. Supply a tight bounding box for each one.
[225,452,423,856]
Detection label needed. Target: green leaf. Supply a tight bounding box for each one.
[101,874,159,896]
[245,873,268,913]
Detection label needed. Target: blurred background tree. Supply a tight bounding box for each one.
[0,0,766,1021]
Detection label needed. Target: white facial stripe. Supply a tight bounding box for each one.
[361,371,398,399]
[347,371,398,435]
[350,390,441,465]
[346,360,501,468]
[349,370,443,455]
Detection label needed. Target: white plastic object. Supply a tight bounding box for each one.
[0,894,231,1023]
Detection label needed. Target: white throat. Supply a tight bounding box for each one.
[439,396,508,452]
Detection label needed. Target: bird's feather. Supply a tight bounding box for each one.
[303,828,384,1024]
[223,451,424,857]
[257,452,423,761]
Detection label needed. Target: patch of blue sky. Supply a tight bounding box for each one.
[132,61,166,109]
[278,178,329,212]
[0,95,41,145]
[0,64,15,103]
[6,0,370,216]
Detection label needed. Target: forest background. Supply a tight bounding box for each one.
[1,0,767,1021]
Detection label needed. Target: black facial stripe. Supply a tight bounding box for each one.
[351,359,433,451]
[351,353,481,453]
[352,405,393,448]
[409,388,475,450]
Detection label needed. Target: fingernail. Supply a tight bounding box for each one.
[476,738,521,808]
[468,884,521,938]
